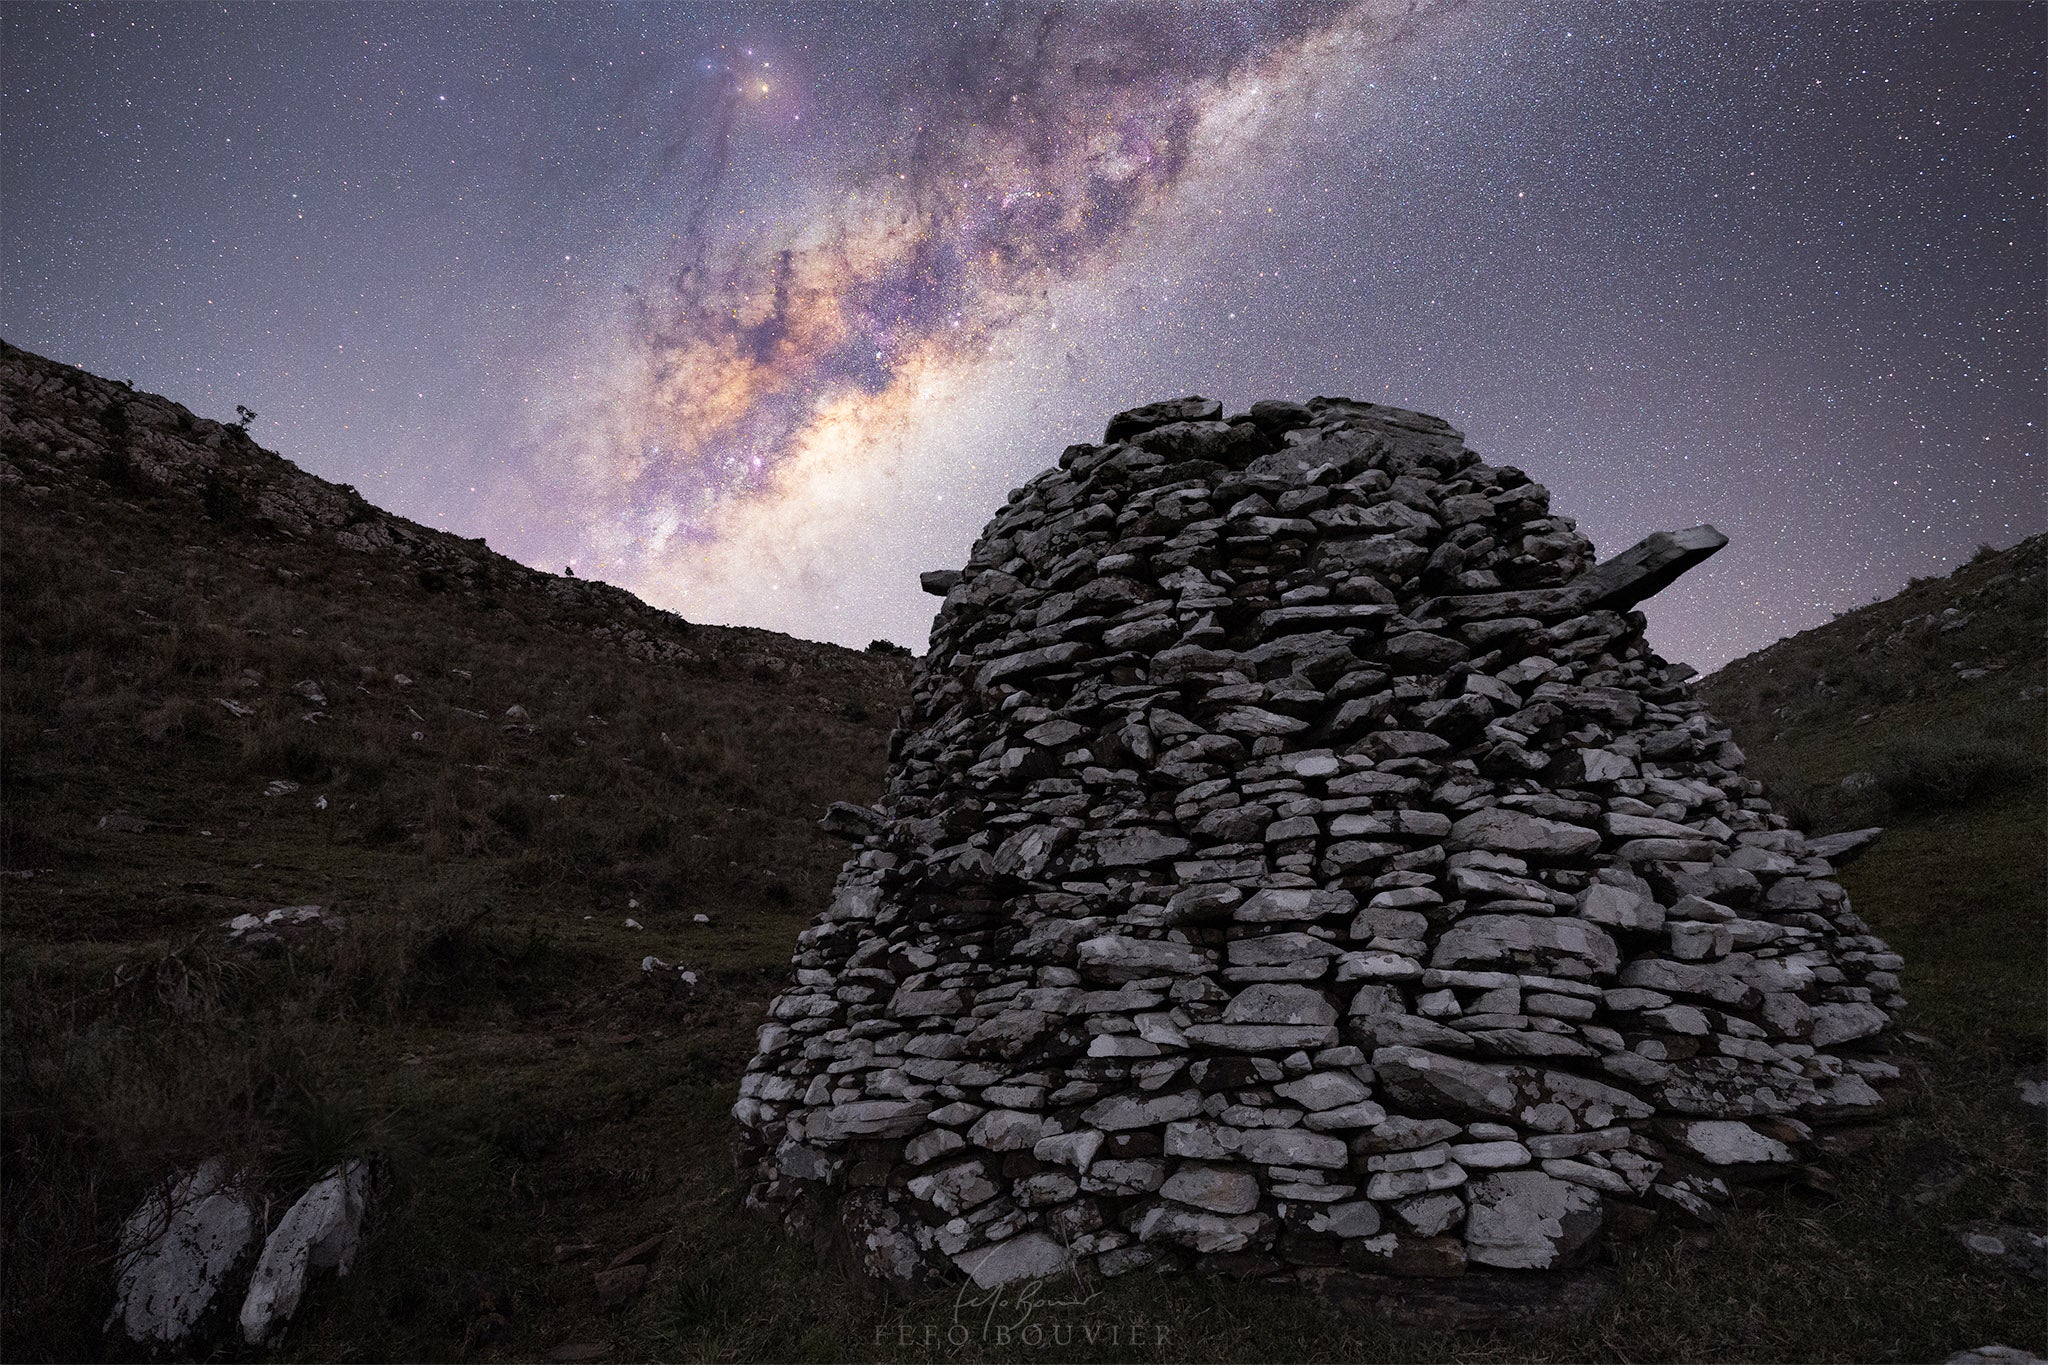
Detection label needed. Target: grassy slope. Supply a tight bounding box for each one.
[1701,535,2047,1048]
[3,344,2042,1361]
[0,343,909,1360]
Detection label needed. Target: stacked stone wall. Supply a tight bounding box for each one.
[734,395,1903,1298]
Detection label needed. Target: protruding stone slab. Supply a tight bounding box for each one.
[1570,524,1728,611]
[1425,524,1728,622]
[1806,827,1883,865]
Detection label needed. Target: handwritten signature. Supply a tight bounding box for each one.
[956,1271,1107,1333]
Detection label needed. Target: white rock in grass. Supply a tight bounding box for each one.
[108,1160,259,1347]
[239,1160,372,1345]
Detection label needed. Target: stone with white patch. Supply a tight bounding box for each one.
[1464,1171,1606,1270]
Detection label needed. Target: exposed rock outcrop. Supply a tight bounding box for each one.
[106,1157,377,1351]
[734,395,1904,1304]
[107,1160,260,1348]
[239,1160,373,1346]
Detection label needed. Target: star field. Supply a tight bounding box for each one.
[3,2,2039,668]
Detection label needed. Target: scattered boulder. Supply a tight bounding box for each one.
[108,1160,260,1348]
[1958,1224,2048,1282]
[239,1160,373,1345]
[221,904,340,947]
[640,957,702,998]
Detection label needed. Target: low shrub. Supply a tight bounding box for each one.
[243,724,331,782]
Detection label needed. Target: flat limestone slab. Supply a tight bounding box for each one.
[1572,524,1729,611]
[1425,524,1728,621]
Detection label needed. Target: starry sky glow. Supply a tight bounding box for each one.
[4,1,2041,668]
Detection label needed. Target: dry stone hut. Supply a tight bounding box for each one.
[734,395,1902,1308]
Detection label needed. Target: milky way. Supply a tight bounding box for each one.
[3,2,2040,667]
[535,1,1446,633]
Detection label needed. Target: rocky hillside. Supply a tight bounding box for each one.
[0,336,912,890]
[0,338,911,1360]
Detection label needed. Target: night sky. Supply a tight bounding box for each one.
[4,2,2040,669]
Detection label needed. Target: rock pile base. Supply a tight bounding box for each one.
[734,395,1904,1305]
